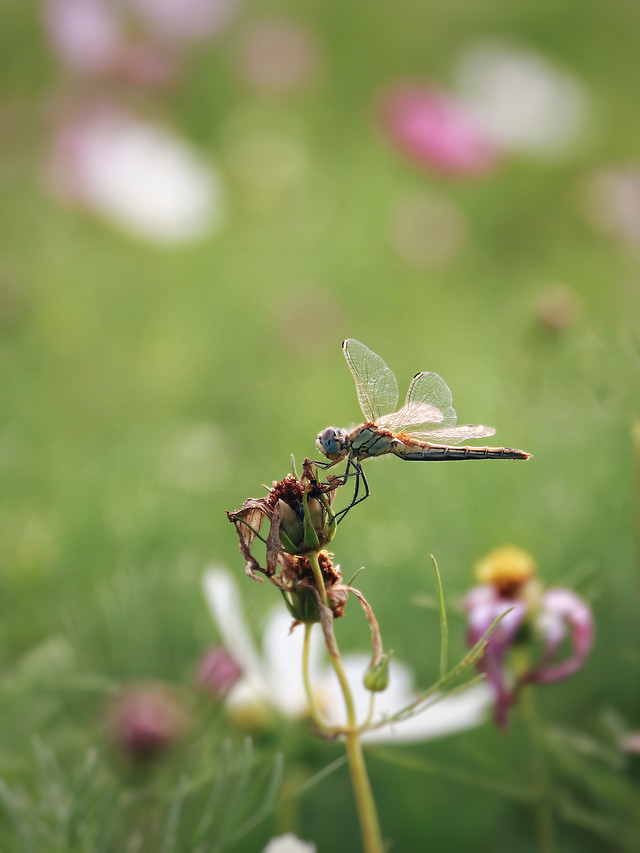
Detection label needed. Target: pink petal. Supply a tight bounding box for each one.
[529,588,594,684]
[379,83,500,177]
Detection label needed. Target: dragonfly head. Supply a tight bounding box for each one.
[316,427,348,461]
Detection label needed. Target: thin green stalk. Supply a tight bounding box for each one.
[307,549,330,609]
[302,623,329,731]
[431,555,448,679]
[345,732,384,853]
[306,549,384,853]
[521,684,556,853]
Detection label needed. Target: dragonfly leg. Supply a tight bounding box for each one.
[334,460,371,523]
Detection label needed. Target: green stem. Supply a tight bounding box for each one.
[302,623,329,731]
[345,731,384,853]
[306,549,383,853]
[307,549,330,609]
[307,551,356,724]
[521,684,556,853]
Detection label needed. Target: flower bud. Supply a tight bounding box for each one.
[278,499,304,552]
[278,493,336,556]
[196,646,242,699]
[106,683,188,761]
[284,586,320,624]
[363,654,390,693]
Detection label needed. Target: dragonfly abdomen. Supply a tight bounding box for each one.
[393,441,531,461]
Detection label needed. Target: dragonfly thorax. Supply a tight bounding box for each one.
[316,426,349,461]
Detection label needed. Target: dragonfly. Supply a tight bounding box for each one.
[316,339,531,519]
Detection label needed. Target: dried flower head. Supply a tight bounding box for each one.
[227,462,349,622]
[227,463,337,581]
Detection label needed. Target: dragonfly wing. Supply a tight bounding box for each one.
[379,371,458,433]
[407,424,497,445]
[342,339,399,422]
[377,402,444,431]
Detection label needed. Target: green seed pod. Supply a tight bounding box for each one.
[284,587,319,624]
[278,499,304,551]
[363,655,390,693]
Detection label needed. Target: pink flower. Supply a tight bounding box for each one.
[379,83,500,177]
[130,0,237,43]
[196,645,243,698]
[464,548,594,728]
[106,683,188,760]
[43,0,238,86]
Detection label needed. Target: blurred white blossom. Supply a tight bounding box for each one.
[263,834,317,853]
[47,103,223,243]
[203,568,492,742]
[455,41,589,158]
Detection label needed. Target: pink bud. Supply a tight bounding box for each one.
[107,683,188,760]
[197,645,242,698]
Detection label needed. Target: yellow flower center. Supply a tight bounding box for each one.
[475,546,536,595]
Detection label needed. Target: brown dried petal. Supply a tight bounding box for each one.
[227,498,273,579]
[327,584,349,619]
[266,500,283,576]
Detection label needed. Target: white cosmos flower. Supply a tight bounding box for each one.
[203,568,492,742]
[454,40,589,158]
[263,833,316,853]
[48,104,223,244]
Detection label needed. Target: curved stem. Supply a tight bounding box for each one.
[306,550,383,853]
[302,623,330,732]
[307,552,356,724]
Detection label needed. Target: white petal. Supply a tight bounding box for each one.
[455,41,588,157]
[260,609,322,717]
[202,568,265,687]
[52,107,223,242]
[362,682,493,744]
[319,654,416,728]
[263,833,317,853]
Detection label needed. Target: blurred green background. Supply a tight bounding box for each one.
[1,0,639,850]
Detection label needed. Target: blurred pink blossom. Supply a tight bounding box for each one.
[107,683,188,760]
[43,0,237,85]
[464,547,594,729]
[379,83,500,177]
[131,0,237,41]
[197,645,243,698]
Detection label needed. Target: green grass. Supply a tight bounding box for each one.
[1,1,639,850]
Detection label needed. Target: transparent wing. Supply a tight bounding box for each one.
[378,371,458,433]
[342,339,399,422]
[406,424,497,445]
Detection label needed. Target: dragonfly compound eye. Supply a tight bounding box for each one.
[316,427,346,460]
